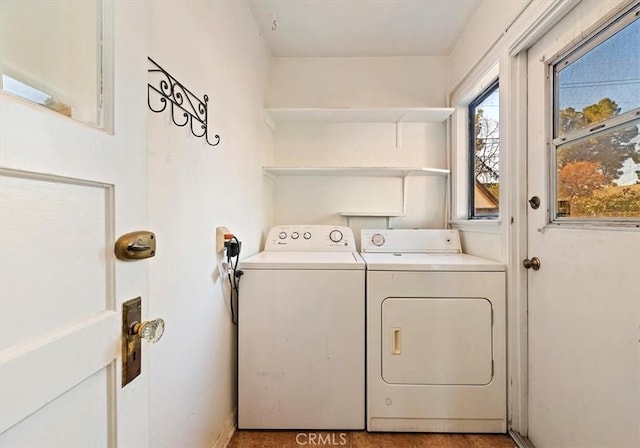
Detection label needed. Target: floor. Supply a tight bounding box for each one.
[227,431,517,448]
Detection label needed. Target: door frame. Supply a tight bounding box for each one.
[503,0,637,443]
[500,0,584,439]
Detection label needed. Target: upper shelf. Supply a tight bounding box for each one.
[264,107,454,124]
[263,166,450,178]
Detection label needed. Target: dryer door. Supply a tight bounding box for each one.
[381,298,493,385]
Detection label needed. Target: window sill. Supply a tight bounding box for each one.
[450,219,502,234]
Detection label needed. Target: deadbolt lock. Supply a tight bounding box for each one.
[529,196,541,209]
[115,231,156,260]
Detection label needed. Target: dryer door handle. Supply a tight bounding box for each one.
[391,328,402,355]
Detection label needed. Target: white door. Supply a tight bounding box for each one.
[0,2,151,447]
[526,2,639,447]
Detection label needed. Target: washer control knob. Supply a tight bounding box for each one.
[329,229,343,243]
[278,231,287,240]
[291,231,300,240]
[303,232,312,240]
[371,233,385,247]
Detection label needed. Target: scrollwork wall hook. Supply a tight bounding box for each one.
[147,57,221,147]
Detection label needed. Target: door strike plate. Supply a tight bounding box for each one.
[122,297,142,387]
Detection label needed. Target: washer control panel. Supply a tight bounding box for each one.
[265,225,356,251]
[361,229,462,253]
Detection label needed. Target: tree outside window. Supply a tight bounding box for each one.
[553,13,639,219]
[469,80,499,218]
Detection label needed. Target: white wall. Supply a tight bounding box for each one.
[447,0,529,259]
[147,2,271,447]
[269,56,449,108]
[449,0,529,92]
[268,57,449,240]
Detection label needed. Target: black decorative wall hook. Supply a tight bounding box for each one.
[147,57,220,147]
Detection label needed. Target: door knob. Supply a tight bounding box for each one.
[122,297,164,387]
[131,318,165,343]
[522,257,541,270]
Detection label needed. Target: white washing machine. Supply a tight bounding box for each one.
[361,229,506,433]
[238,225,365,429]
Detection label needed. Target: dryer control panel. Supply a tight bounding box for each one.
[265,225,356,251]
[361,229,462,253]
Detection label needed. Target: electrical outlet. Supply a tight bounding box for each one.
[216,226,231,253]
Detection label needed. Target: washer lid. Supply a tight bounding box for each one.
[361,252,504,271]
[239,251,365,270]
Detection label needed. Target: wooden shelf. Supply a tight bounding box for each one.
[263,108,452,224]
[263,166,450,178]
[264,107,454,125]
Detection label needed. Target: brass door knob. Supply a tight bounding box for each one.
[132,319,165,343]
[522,257,541,270]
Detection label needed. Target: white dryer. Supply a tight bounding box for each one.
[238,225,365,429]
[361,229,506,433]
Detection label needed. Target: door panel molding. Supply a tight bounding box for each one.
[0,311,118,432]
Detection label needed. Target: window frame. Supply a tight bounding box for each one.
[547,4,640,225]
[468,79,500,220]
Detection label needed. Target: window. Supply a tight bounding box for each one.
[2,74,71,117]
[551,7,639,220]
[469,80,499,218]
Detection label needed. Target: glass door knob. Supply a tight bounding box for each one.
[132,318,165,343]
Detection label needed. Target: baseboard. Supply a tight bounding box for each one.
[212,408,237,448]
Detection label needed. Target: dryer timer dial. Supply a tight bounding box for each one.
[371,233,385,247]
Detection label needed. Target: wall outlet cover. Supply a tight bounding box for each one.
[216,226,231,253]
